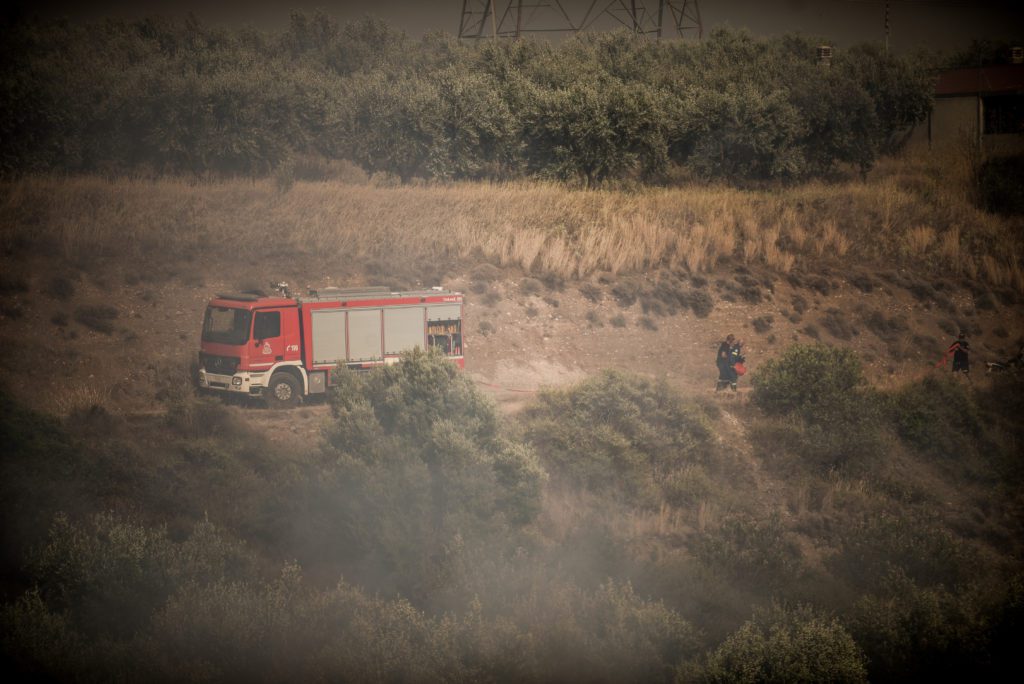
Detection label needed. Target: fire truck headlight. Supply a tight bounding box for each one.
[232,377,243,386]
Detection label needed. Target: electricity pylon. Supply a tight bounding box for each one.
[458,1,578,39]
[458,0,703,40]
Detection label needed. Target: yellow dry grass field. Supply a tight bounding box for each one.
[1,153,1021,291]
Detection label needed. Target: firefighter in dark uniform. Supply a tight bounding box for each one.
[716,334,740,391]
[949,332,970,375]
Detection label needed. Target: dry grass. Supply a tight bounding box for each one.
[904,225,936,258]
[52,384,112,417]
[1,157,1021,290]
[696,499,718,533]
[938,227,963,273]
[624,502,689,539]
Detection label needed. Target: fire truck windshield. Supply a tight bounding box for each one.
[202,306,253,345]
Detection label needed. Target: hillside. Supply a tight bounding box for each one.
[1,153,1022,413]
[1,166,1024,681]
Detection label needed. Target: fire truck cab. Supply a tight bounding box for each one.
[197,286,464,407]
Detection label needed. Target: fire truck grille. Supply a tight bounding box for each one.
[200,353,240,375]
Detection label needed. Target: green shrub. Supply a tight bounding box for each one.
[0,389,83,577]
[847,570,996,682]
[752,345,885,470]
[580,282,603,302]
[861,309,907,346]
[694,513,804,592]
[639,316,658,331]
[335,347,497,444]
[521,370,712,506]
[820,308,857,340]
[888,374,982,460]
[829,512,973,591]
[564,580,699,682]
[0,590,85,680]
[612,280,641,306]
[492,441,547,525]
[752,400,886,473]
[682,289,715,318]
[662,465,714,508]
[976,374,1024,484]
[753,344,865,418]
[703,603,867,683]
[640,295,667,317]
[506,579,699,683]
[3,518,696,682]
[26,514,255,640]
[521,277,543,295]
[321,349,546,597]
[165,395,240,440]
[648,277,687,314]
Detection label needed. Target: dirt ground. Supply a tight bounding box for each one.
[1,253,1022,419]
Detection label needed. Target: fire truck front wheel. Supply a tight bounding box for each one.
[265,372,301,409]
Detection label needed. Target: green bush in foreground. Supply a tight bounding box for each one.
[319,348,546,598]
[521,370,713,506]
[2,513,696,682]
[829,511,974,592]
[694,513,804,592]
[847,569,1013,683]
[752,344,865,419]
[751,344,885,470]
[888,374,981,458]
[703,603,867,683]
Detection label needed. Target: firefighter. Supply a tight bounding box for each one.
[716,334,743,392]
[948,331,971,375]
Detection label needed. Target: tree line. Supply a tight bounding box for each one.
[0,12,934,184]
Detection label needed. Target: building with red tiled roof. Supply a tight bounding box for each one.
[911,62,1024,154]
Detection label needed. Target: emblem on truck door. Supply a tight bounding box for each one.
[262,342,272,355]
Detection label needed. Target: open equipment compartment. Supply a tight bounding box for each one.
[426,302,463,356]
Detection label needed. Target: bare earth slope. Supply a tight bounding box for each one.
[1,251,1020,416]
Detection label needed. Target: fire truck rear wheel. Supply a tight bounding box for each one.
[266,372,300,409]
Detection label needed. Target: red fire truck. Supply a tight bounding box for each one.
[197,285,464,407]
